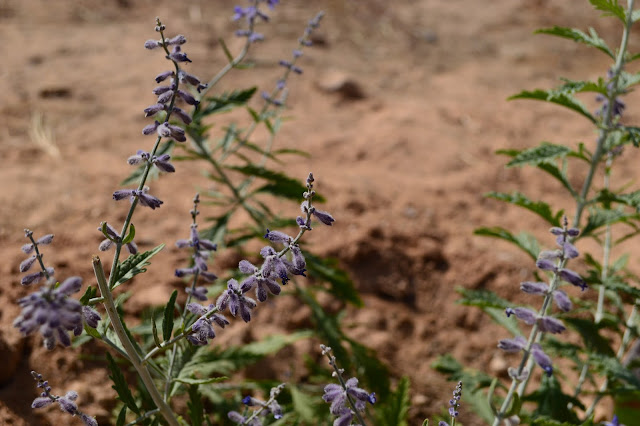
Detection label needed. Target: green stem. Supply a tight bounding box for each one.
[93,256,179,426]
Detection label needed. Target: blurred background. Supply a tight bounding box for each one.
[1,0,639,424]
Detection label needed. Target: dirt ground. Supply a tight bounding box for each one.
[2,0,639,424]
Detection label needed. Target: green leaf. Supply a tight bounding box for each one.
[509,88,597,122]
[83,323,101,339]
[151,312,162,348]
[621,126,640,147]
[589,0,626,22]
[219,37,234,62]
[112,244,165,290]
[602,275,640,299]
[79,285,98,305]
[216,124,238,153]
[456,288,522,335]
[563,317,615,356]
[581,208,637,237]
[535,26,614,58]
[474,226,540,260]
[162,290,178,341]
[554,77,607,95]
[187,385,204,426]
[590,353,640,389]
[202,212,231,244]
[376,376,411,426]
[173,376,228,385]
[227,164,325,202]
[116,406,127,426]
[272,148,311,158]
[305,252,363,307]
[486,191,563,226]
[525,374,582,423]
[106,352,140,415]
[289,385,317,422]
[501,143,572,168]
[197,87,257,118]
[121,223,135,245]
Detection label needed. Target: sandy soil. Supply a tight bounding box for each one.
[1,0,639,424]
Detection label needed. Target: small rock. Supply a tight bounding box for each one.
[317,70,366,100]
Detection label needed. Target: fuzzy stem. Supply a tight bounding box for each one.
[93,256,179,426]
[325,354,368,426]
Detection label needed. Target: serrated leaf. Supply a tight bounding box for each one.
[121,223,135,244]
[502,143,571,167]
[509,88,597,122]
[112,244,164,290]
[581,208,637,237]
[456,287,512,309]
[525,375,582,423]
[289,385,317,422]
[348,338,391,399]
[590,353,640,389]
[474,226,540,260]
[187,385,204,426]
[564,317,615,356]
[202,212,231,244]
[305,252,363,307]
[590,0,626,22]
[486,191,563,226]
[106,353,140,415]
[555,77,607,95]
[535,26,614,58]
[197,87,257,118]
[162,290,178,341]
[620,126,640,147]
[216,124,237,153]
[376,376,410,426]
[227,164,325,202]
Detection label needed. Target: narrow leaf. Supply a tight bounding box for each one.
[106,353,140,415]
[121,223,135,245]
[535,26,614,58]
[376,376,411,426]
[474,227,540,260]
[589,0,626,22]
[509,88,597,122]
[162,290,178,342]
[486,191,563,226]
[112,244,165,290]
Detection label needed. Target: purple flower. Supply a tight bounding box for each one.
[185,303,228,345]
[498,336,527,353]
[559,268,587,290]
[98,222,138,254]
[505,307,537,325]
[531,343,553,376]
[603,415,625,426]
[113,186,163,209]
[21,268,55,286]
[82,306,101,329]
[323,377,375,417]
[520,281,549,296]
[156,122,187,142]
[264,229,292,244]
[30,371,96,425]
[538,316,566,334]
[14,277,84,349]
[301,200,335,226]
[449,381,462,418]
[553,290,572,312]
[216,279,256,322]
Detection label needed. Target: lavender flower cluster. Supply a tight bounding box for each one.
[30,371,97,426]
[14,230,100,350]
[438,381,462,426]
[320,344,376,426]
[498,220,586,378]
[233,0,280,43]
[113,19,206,212]
[228,383,285,425]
